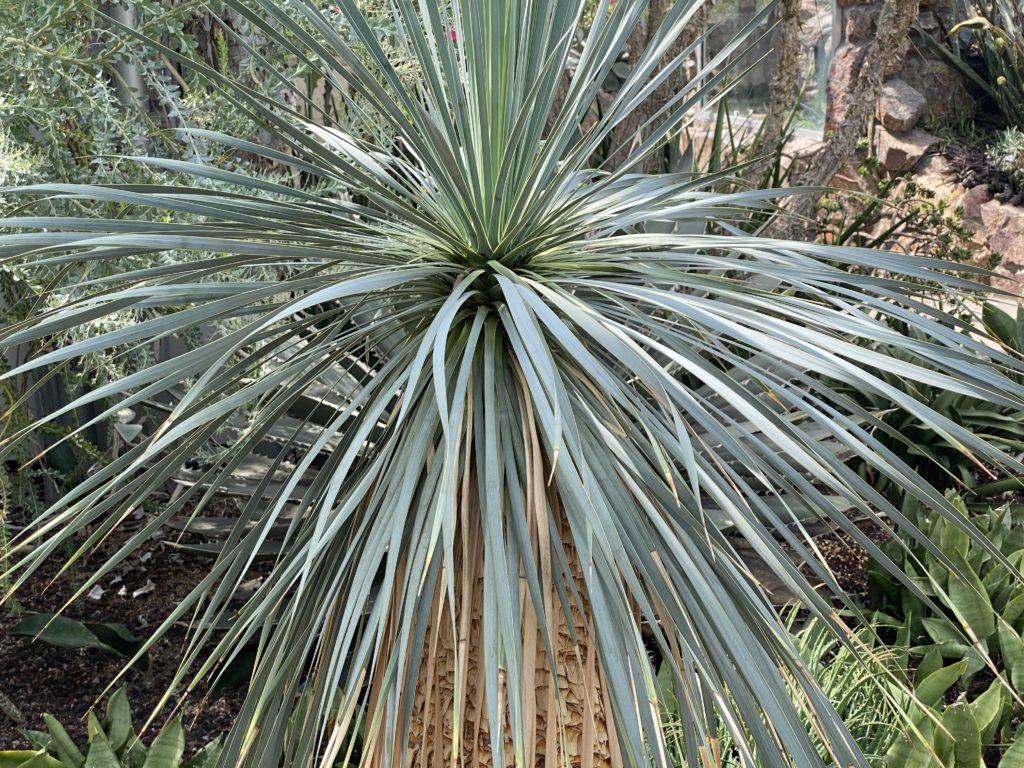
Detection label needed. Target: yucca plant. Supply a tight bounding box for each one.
[2,1,1024,766]
[663,611,909,767]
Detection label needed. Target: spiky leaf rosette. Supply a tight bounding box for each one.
[1,1,1022,766]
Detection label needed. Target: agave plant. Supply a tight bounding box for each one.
[2,1,1024,766]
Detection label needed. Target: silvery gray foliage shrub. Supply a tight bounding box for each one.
[991,126,1024,194]
[0,0,401,358]
[0,0,335,488]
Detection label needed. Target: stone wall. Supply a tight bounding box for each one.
[825,0,1024,265]
[697,0,1024,263]
[895,154,1024,285]
[828,0,975,176]
[829,0,971,145]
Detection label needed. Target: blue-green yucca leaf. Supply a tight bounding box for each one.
[2,1,1024,767]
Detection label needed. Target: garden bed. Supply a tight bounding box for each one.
[0,504,252,754]
[0,504,894,750]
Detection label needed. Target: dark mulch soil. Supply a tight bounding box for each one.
[0,498,254,754]
[730,516,892,608]
[810,517,892,606]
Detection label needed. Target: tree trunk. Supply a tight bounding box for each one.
[106,2,147,153]
[606,1,711,173]
[765,0,921,239]
[745,0,802,185]
[402,511,615,768]
[361,484,618,768]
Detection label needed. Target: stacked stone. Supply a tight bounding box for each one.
[821,0,1024,263]
[829,0,967,172]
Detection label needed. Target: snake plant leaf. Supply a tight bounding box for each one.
[983,558,1012,602]
[0,754,62,768]
[102,688,133,754]
[914,647,944,685]
[946,550,997,641]
[882,716,938,768]
[973,475,1024,496]
[1001,725,1024,767]
[997,621,1024,692]
[209,644,259,692]
[8,615,149,669]
[164,540,286,560]
[140,719,184,768]
[83,735,120,768]
[1004,589,1024,630]
[914,659,969,709]
[40,715,85,768]
[940,509,972,561]
[916,599,978,655]
[19,734,52,755]
[179,740,222,768]
[162,517,290,537]
[970,680,1007,746]
[85,713,103,745]
[935,704,982,768]
[984,303,1021,351]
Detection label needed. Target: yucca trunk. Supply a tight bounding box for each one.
[363,406,620,768]
[399,513,615,768]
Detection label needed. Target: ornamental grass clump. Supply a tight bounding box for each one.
[2,1,1024,766]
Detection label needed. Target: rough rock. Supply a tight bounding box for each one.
[898,53,973,127]
[878,78,927,132]
[825,1,970,134]
[981,200,1024,268]
[917,9,941,33]
[956,185,994,225]
[832,161,880,195]
[884,38,912,79]
[845,7,878,43]
[875,127,939,172]
[992,263,1023,295]
[913,153,959,198]
[781,134,826,181]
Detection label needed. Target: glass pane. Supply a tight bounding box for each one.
[703,0,837,134]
